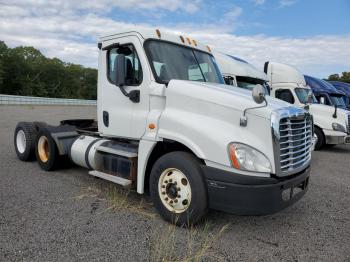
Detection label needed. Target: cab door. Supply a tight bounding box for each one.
[98,36,150,139]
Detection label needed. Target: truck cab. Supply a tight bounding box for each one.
[214,54,350,150]
[328,81,350,109]
[14,29,312,225]
[304,75,348,110]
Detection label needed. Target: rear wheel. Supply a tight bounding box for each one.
[149,151,208,226]
[14,122,37,161]
[35,128,60,171]
[314,127,325,151]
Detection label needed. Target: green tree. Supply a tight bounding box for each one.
[0,40,97,99]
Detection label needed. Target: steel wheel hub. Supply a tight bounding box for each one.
[158,168,192,213]
[16,130,26,154]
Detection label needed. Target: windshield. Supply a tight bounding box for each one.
[330,95,346,107]
[236,76,270,95]
[295,88,318,104]
[144,40,224,84]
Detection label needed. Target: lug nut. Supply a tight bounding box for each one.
[165,197,168,201]
[161,185,165,188]
[177,194,181,198]
[162,191,165,195]
[174,199,178,203]
[169,179,172,182]
[165,180,168,184]
[170,200,173,204]
[177,187,181,191]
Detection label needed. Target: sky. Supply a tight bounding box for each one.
[0,0,349,78]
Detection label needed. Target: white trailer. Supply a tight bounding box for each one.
[14,29,312,225]
[214,53,350,150]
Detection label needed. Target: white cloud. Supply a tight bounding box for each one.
[254,0,266,5]
[279,0,297,7]
[0,1,348,78]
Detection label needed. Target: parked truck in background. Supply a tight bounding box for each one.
[13,29,312,226]
[327,81,350,109]
[214,53,350,150]
[304,75,348,110]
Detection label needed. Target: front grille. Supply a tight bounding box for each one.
[278,115,312,172]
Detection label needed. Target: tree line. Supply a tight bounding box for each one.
[0,41,97,100]
[328,72,350,83]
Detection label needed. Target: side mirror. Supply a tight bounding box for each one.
[320,97,325,104]
[224,76,234,86]
[240,84,268,127]
[115,54,126,87]
[252,84,266,104]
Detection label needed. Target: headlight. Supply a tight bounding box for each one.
[332,123,346,133]
[228,143,271,173]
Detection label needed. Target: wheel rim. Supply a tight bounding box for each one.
[158,168,192,214]
[16,130,26,154]
[38,136,50,163]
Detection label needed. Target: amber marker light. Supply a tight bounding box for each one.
[179,35,185,43]
[206,45,211,52]
[156,29,161,38]
[148,123,156,130]
[186,37,192,45]
[228,144,240,169]
[192,39,197,46]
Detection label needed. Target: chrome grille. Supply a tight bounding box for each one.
[279,116,312,172]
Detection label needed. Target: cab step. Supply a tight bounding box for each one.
[88,170,132,187]
[96,145,138,158]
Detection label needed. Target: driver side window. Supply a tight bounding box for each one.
[275,89,295,104]
[107,44,143,86]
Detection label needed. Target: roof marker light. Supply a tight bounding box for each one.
[186,37,192,45]
[192,39,197,46]
[156,29,161,38]
[206,45,211,52]
[179,35,185,43]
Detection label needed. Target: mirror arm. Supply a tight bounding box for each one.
[240,98,268,127]
[117,84,140,103]
[333,105,337,118]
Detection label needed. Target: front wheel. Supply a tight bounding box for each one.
[314,127,325,151]
[149,151,208,226]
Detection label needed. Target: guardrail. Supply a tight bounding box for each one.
[0,94,97,106]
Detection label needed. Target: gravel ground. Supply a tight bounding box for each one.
[0,105,349,262]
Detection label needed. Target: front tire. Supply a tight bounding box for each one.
[149,151,208,226]
[314,127,325,151]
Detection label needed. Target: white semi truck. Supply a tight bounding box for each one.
[14,29,312,225]
[215,53,350,150]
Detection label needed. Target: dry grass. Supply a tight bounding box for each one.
[74,184,155,218]
[150,221,230,262]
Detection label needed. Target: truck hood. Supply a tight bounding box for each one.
[167,80,296,119]
[309,103,349,131]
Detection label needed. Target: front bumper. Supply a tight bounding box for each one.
[202,165,310,215]
[325,135,350,145]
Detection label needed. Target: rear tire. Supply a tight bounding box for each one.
[314,127,325,151]
[14,122,37,161]
[149,151,208,226]
[35,128,61,171]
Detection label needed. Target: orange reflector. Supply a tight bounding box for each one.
[228,145,240,169]
[148,123,156,130]
[206,45,211,52]
[192,39,197,46]
[186,37,191,45]
[156,29,161,38]
[179,35,185,43]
